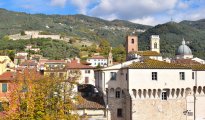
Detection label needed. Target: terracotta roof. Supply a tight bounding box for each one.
[131,51,160,56]
[189,65,205,71]
[15,56,26,59]
[20,60,37,66]
[76,84,105,109]
[128,59,190,69]
[171,59,201,65]
[45,60,66,63]
[0,72,14,81]
[89,56,106,59]
[77,95,105,109]
[67,60,93,69]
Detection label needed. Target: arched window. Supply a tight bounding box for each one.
[131,39,134,44]
[154,42,157,49]
[116,88,121,98]
[110,88,115,97]
[132,89,137,98]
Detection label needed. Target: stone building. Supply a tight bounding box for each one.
[95,35,205,120]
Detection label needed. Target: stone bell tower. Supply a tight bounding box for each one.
[150,35,160,53]
[125,35,138,60]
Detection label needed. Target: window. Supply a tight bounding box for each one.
[117,108,123,117]
[85,70,90,74]
[110,72,117,80]
[50,73,54,77]
[161,91,167,100]
[152,72,157,80]
[116,91,120,98]
[85,77,89,84]
[59,73,63,78]
[2,83,7,92]
[192,72,194,79]
[180,72,185,80]
[131,39,134,44]
[154,42,157,49]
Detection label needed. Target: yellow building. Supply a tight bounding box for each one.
[0,56,15,75]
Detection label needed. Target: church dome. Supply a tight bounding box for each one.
[176,39,192,55]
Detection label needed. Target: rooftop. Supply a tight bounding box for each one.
[20,60,37,66]
[76,84,105,109]
[128,59,190,69]
[89,55,106,59]
[131,51,160,56]
[67,60,93,69]
[0,72,14,81]
[171,59,201,65]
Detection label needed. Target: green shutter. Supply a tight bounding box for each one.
[0,102,3,111]
[2,83,7,92]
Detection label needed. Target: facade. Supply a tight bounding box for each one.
[43,60,67,79]
[150,35,160,53]
[67,59,95,85]
[0,71,14,111]
[87,56,108,67]
[0,56,15,75]
[95,59,205,120]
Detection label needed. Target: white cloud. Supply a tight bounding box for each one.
[50,0,67,7]
[71,0,97,14]
[89,0,178,20]
[130,17,157,26]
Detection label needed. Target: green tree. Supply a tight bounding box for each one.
[2,35,10,41]
[112,45,126,62]
[20,31,26,36]
[99,39,110,55]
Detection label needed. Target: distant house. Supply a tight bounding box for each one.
[87,56,108,67]
[0,56,15,75]
[18,60,38,70]
[16,52,28,57]
[0,71,14,111]
[67,58,95,85]
[14,56,27,65]
[43,60,67,78]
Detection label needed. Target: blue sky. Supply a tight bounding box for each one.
[0,0,204,25]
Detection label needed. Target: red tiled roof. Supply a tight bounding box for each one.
[0,72,14,81]
[89,56,106,59]
[132,51,161,56]
[128,59,190,69]
[45,60,66,63]
[15,56,26,59]
[19,60,37,66]
[171,59,201,65]
[77,96,105,109]
[67,60,93,69]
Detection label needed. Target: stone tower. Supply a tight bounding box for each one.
[125,35,138,60]
[150,35,160,53]
[107,47,113,67]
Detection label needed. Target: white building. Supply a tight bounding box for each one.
[87,56,108,67]
[95,59,198,120]
[68,59,96,85]
[94,35,205,120]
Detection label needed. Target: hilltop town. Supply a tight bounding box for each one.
[1,33,205,119]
